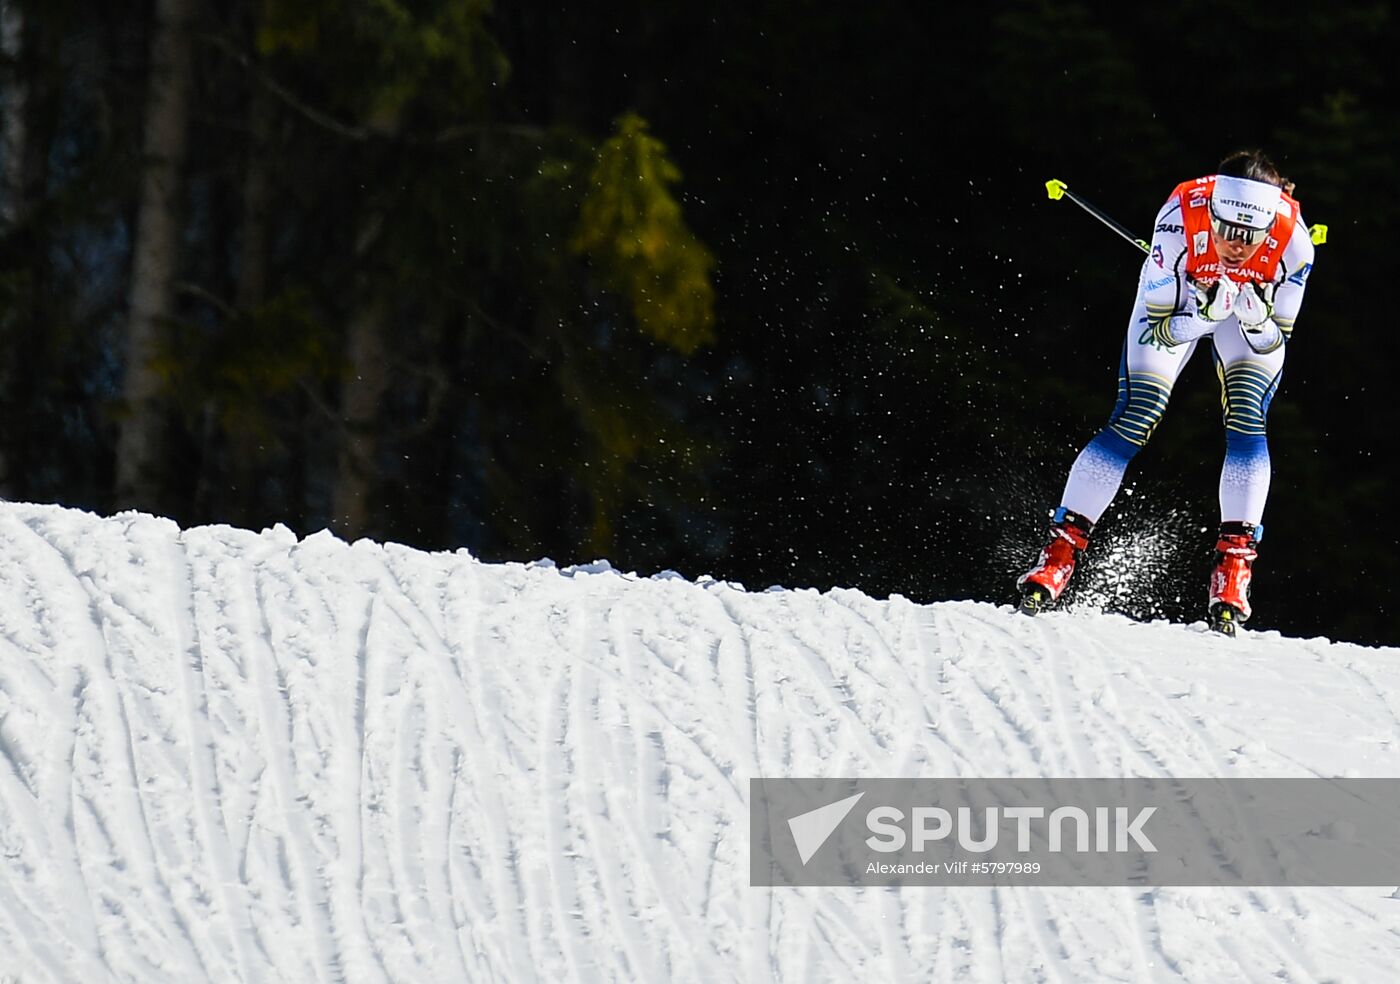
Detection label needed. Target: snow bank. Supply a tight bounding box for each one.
[1,501,1398,982]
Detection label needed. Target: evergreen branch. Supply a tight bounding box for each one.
[199,32,373,142]
[198,33,546,146]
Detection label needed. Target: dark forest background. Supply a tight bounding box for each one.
[1,0,1396,645]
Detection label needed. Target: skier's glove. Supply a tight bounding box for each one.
[1236,283,1283,353]
[1234,282,1274,328]
[1193,277,1239,322]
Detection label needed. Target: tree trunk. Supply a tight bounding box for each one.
[222,76,275,525]
[0,0,27,228]
[115,0,194,511]
[0,0,51,500]
[0,0,25,492]
[331,293,391,541]
[236,83,272,313]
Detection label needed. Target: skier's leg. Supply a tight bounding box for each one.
[1205,328,1287,628]
[1211,328,1286,527]
[1060,305,1197,523]
[1021,306,1195,608]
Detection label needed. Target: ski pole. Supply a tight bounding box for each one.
[1046,178,1331,249]
[1045,179,1150,254]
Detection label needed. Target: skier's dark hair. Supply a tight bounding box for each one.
[1218,149,1293,195]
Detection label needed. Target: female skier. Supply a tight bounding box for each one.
[1019,150,1316,635]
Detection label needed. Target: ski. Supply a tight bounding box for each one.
[1018,585,1050,617]
[1209,602,1242,637]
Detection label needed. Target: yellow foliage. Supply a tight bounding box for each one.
[572,113,716,355]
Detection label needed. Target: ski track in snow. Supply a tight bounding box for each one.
[2,501,1400,983]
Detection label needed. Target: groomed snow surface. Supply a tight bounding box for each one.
[1,500,1399,983]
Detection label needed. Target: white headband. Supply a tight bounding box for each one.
[1210,175,1282,231]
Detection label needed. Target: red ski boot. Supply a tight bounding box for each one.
[1208,521,1259,636]
[1018,508,1093,615]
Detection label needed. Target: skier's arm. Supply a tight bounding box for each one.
[1137,198,1210,347]
[1234,219,1315,354]
[1269,219,1316,340]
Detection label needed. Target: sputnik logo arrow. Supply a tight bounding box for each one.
[788,791,865,864]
